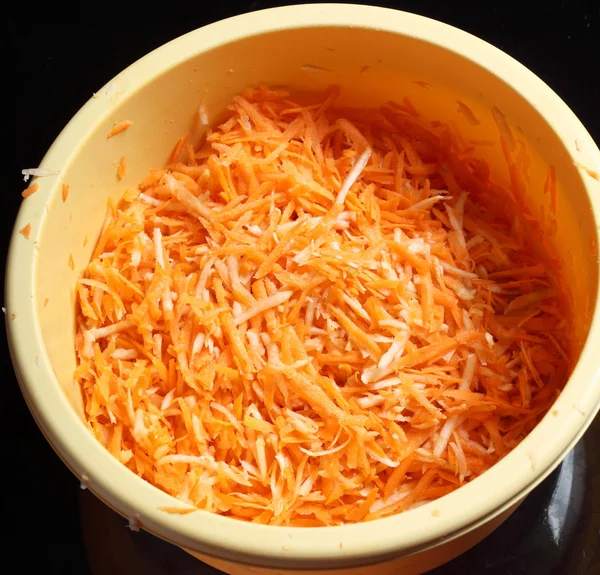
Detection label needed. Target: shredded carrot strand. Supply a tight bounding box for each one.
[107,120,133,139]
[19,223,32,239]
[62,183,70,202]
[22,183,39,198]
[574,161,600,181]
[117,156,127,180]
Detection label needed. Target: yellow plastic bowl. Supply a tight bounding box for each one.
[7,5,600,575]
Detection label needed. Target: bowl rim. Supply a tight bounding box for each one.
[6,3,600,569]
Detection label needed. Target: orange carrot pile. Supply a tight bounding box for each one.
[75,85,570,526]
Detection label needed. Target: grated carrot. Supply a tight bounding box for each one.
[456,101,480,126]
[19,223,32,239]
[574,161,600,181]
[107,120,133,139]
[62,183,70,202]
[117,156,127,180]
[22,183,40,198]
[545,166,557,215]
[75,84,570,526]
[170,134,189,164]
[158,505,199,515]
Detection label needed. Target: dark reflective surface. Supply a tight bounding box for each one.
[79,413,599,574]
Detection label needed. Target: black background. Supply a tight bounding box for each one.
[3,2,599,574]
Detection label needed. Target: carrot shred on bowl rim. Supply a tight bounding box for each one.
[574,160,600,181]
[117,156,127,180]
[74,84,570,526]
[19,223,32,239]
[107,120,133,139]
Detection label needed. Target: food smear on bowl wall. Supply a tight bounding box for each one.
[73,84,570,527]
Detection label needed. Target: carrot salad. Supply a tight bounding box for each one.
[75,85,570,526]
